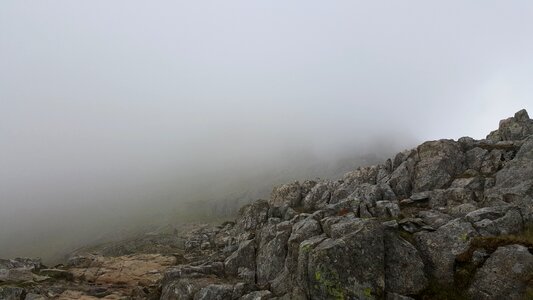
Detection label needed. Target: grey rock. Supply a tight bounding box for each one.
[302,181,334,211]
[417,210,453,228]
[414,218,478,284]
[286,217,322,270]
[386,293,415,300]
[164,263,224,282]
[239,290,272,300]
[194,284,234,300]
[307,220,385,299]
[0,268,33,283]
[235,200,270,236]
[398,218,433,234]
[256,221,292,285]
[38,269,73,281]
[468,244,533,300]
[447,203,478,218]
[0,258,42,270]
[295,235,327,297]
[161,278,208,300]
[224,239,256,277]
[342,165,379,186]
[384,231,428,295]
[466,206,523,236]
[386,157,416,199]
[375,200,400,219]
[487,109,533,141]
[392,149,417,170]
[428,188,477,208]
[465,147,489,171]
[413,139,465,192]
[270,182,303,208]
[24,293,46,300]
[0,286,25,300]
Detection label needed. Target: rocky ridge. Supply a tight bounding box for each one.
[1,109,533,299]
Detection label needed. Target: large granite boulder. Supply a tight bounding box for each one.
[256,221,292,285]
[306,220,385,299]
[413,218,478,284]
[270,182,304,208]
[487,109,533,141]
[468,244,533,300]
[384,231,428,295]
[224,239,256,279]
[413,140,466,193]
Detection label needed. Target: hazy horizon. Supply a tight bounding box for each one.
[1,1,533,262]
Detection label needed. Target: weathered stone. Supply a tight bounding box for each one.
[375,200,400,219]
[194,284,234,300]
[386,157,416,199]
[39,269,74,281]
[384,231,427,295]
[0,286,25,300]
[0,258,42,271]
[295,235,327,297]
[447,203,478,218]
[307,220,385,299]
[224,239,256,276]
[161,278,210,300]
[0,268,33,283]
[24,293,46,300]
[428,188,477,208]
[465,206,523,236]
[386,293,416,300]
[414,218,478,284]
[416,210,453,228]
[465,147,489,171]
[286,217,322,270]
[302,181,334,211]
[487,109,533,141]
[235,200,270,237]
[413,140,465,192]
[270,182,303,208]
[240,290,272,300]
[256,221,292,285]
[399,217,435,233]
[468,244,533,300]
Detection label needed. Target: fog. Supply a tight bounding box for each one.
[1,1,532,263]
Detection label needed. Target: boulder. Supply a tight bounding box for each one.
[224,239,256,278]
[270,182,303,208]
[468,244,533,299]
[0,286,25,300]
[161,278,210,300]
[302,181,334,211]
[386,157,416,199]
[414,218,478,284]
[240,290,272,300]
[307,220,385,299]
[384,231,428,295]
[295,235,327,297]
[235,200,270,238]
[256,221,292,285]
[413,140,465,192]
[486,109,533,141]
[194,284,234,300]
[465,206,523,236]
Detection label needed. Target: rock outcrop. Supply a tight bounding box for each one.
[1,109,532,299]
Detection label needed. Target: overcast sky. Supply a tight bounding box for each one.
[1,1,532,260]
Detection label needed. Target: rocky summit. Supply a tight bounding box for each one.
[1,109,533,300]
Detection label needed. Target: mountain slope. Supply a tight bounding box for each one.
[1,109,533,300]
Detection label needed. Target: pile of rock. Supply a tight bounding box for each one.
[1,109,532,299]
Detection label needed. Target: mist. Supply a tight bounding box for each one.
[1,1,533,263]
